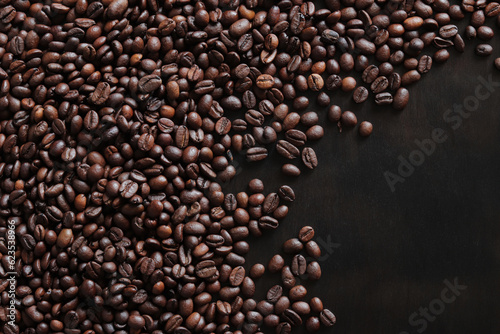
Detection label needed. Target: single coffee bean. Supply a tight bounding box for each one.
[256,74,274,89]
[371,76,389,93]
[341,111,357,127]
[282,164,301,177]
[291,254,307,276]
[283,238,304,254]
[353,86,369,103]
[267,285,283,303]
[246,147,268,162]
[278,185,295,202]
[307,74,324,91]
[307,261,322,280]
[417,55,433,74]
[269,254,285,273]
[139,74,162,93]
[276,140,300,159]
[359,121,373,137]
[476,44,493,56]
[301,147,318,170]
[298,226,315,242]
[320,309,337,327]
[393,88,410,110]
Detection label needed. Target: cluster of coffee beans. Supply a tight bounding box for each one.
[2,0,500,333]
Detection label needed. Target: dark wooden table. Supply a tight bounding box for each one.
[224,22,500,334]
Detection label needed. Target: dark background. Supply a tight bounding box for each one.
[223,21,500,334]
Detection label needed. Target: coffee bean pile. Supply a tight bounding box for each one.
[1,0,500,333]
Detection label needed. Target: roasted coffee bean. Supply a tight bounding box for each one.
[283,309,303,326]
[301,147,318,170]
[307,74,324,91]
[279,186,296,202]
[298,226,314,242]
[269,254,285,273]
[291,254,307,275]
[285,130,307,147]
[195,260,217,278]
[476,44,493,56]
[320,309,337,327]
[276,140,300,159]
[307,261,322,280]
[393,88,410,110]
[341,111,358,127]
[417,55,433,74]
[246,147,268,162]
[256,74,274,90]
[353,86,369,103]
[139,74,162,93]
[359,121,373,137]
[283,238,304,254]
[267,285,283,303]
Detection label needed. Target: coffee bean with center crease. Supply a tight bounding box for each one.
[256,74,274,89]
[246,147,268,162]
[362,65,379,84]
[138,74,162,93]
[476,44,493,56]
[267,285,283,303]
[320,309,337,327]
[89,82,110,105]
[371,76,389,93]
[417,55,433,73]
[298,226,314,242]
[291,254,307,275]
[375,92,394,105]
[195,260,217,278]
[353,86,369,103]
[301,147,318,170]
[276,140,300,159]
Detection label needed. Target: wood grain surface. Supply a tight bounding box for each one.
[223,19,500,334]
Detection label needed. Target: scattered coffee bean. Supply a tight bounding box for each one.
[359,121,374,137]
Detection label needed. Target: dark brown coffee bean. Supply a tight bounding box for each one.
[195,260,217,278]
[89,82,110,105]
[320,309,337,327]
[392,87,409,110]
[359,121,373,137]
[267,285,283,303]
[276,140,300,159]
[307,74,324,91]
[139,74,162,93]
[246,147,268,162]
[371,76,389,93]
[353,86,369,103]
[476,44,493,56]
[291,254,307,275]
[285,129,307,147]
[229,266,246,286]
[269,255,285,274]
[283,309,303,326]
[298,226,314,242]
[301,147,318,170]
[341,111,358,127]
[439,24,458,38]
[279,185,295,202]
[417,55,433,74]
